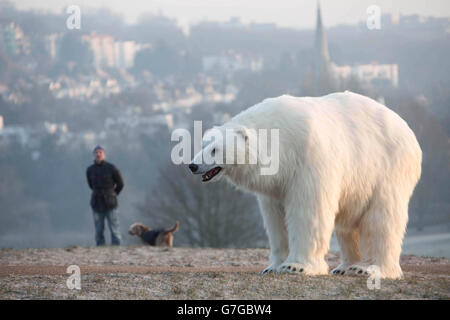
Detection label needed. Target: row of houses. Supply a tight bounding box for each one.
[44,31,264,74]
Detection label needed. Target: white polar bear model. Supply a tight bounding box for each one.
[189,91,422,279]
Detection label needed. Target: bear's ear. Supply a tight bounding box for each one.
[203,127,214,138]
[236,126,249,141]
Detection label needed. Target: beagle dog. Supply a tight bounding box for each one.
[128,221,179,247]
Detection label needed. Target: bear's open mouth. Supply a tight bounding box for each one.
[202,167,222,182]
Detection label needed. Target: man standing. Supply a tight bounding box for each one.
[86,145,124,246]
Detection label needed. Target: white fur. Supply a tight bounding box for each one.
[191,91,422,279]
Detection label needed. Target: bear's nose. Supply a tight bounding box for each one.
[189,163,198,173]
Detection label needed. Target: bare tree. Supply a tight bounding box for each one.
[138,163,266,248]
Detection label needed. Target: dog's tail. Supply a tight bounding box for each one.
[164,221,179,234]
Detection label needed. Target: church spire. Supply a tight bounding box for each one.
[315,1,330,65]
[313,1,334,95]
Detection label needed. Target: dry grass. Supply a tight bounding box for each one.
[0,246,448,300]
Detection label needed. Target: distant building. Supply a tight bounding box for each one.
[333,63,399,88]
[82,33,115,67]
[203,50,263,74]
[45,34,60,60]
[114,41,137,69]
[82,32,141,69]
[0,22,30,56]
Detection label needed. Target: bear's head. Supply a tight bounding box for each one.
[188,124,258,183]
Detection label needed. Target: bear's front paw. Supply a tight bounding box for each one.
[277,260,329,275]
[276,262,305,274]
[262,260,284,274]
[347,264,370,276]
[262,265,278,274]
[331,264,349,275]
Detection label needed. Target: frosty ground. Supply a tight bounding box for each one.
[0,246,448,299]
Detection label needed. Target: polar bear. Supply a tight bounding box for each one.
[188,91,422,279]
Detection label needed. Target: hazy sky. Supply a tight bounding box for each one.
[11,0,450,30]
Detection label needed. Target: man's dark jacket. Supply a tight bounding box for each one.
[86,160,124,213]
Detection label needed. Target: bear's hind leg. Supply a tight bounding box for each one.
[331,228,361,275]
[350,196,407,279]
[257,195,289,274]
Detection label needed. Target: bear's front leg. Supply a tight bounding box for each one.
[257,195,289,274]
[277,191,335,275]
